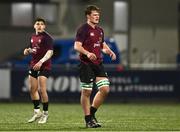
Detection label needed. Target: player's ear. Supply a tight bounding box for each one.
[33,23,36,29]
[87,14,90,19]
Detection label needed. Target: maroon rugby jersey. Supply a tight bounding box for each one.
[75,23,104,65]
[29,31,53,70]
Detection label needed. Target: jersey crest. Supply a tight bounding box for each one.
[38,39,41,43]
[90,32,95,36]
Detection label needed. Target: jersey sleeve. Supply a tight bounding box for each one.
[101,28,105,43]
[29,36,32,48]
[75,26,87,43]
[45,36,53,50]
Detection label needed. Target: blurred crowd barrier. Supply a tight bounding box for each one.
[0,67,180,102]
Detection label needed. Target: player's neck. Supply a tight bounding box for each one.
[36,30,44,35]
[87,21,96,29]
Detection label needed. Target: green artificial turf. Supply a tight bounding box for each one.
[0,103,180,131]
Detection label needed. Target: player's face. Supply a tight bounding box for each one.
[34,21,46,33]
[88,10,100,24]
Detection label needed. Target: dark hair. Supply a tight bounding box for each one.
[34,17,46,25]
[85,5,100,16]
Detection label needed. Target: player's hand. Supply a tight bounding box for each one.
[110,51,116,61]
[33,61,43,71]
[24,48,37,55]
[87,52,97,61]
[24,48,31,55]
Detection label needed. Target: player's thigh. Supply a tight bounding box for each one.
[29,75,38,91]
[38,70,50,90]
[38,76,47,91]
[96,77,108,82]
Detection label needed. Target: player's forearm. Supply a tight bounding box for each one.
[76,46,89,56]
[74,42,89,56]
[102,48,113,55]
[39,50,53,63]
[102,43,113,55]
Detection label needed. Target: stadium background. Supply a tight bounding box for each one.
[0,0,180,131]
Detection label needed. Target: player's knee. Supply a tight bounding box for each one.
[39,90,43,95]
[81,89,92,97]
[80,82,93,97]
[29,87,37,94]
[39,88,47,96]
[96,78,110,91]
[100,86,110,95]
